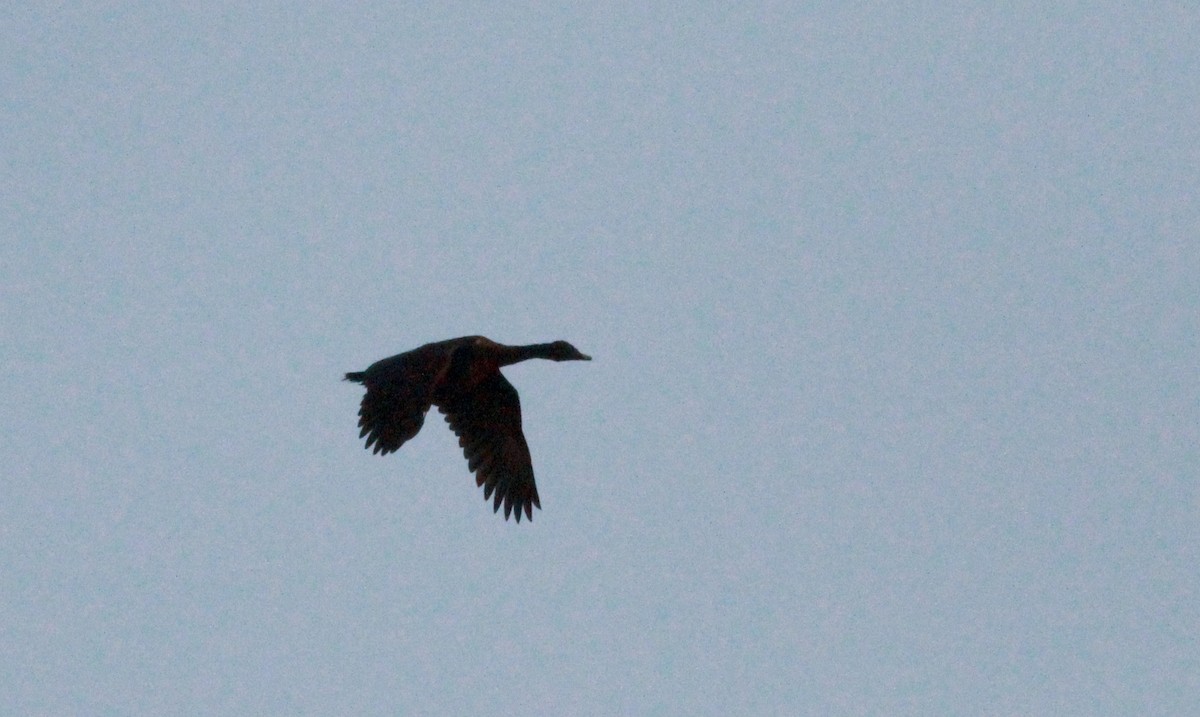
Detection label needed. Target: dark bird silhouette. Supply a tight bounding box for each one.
[345,336,591,522]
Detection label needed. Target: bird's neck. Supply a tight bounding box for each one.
[497,342,557,366]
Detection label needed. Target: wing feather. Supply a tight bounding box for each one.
[348,343,454,455]
[436,372,541,522]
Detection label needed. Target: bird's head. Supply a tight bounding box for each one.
[547,340,592,362]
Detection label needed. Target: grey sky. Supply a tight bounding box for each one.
[3,3,1198,714]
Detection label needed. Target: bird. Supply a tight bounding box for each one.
[345,336,591,522]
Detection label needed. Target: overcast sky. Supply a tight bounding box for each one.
[3,3,1198,715]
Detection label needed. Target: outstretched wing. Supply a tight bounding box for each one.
[436,372,540,522]
[347,344,452,455]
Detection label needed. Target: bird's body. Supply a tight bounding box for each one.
[345,336,591,522]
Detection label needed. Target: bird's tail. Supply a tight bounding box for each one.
[344,371,367,383]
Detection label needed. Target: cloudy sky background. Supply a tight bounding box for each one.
[4,3,1198,714]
